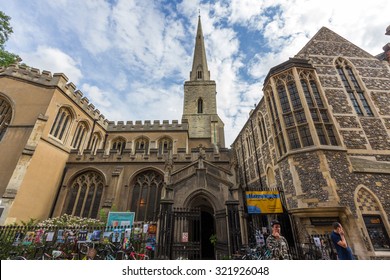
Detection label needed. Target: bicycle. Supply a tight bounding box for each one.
[36,244,78,260]
[234,244,271,260]
[7,251,27,260]
[124,244,151,260]
[97,242,126,260]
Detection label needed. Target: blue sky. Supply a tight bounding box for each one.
[1,0,389,146]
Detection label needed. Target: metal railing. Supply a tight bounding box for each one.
[0,222,156,260]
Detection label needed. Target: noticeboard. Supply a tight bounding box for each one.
[106,212,135,228]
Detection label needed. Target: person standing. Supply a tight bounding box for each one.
[330,222,354,260]
[266,220,291,260]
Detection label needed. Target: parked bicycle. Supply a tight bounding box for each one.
[124,244,152,260]
[234,244,271,260]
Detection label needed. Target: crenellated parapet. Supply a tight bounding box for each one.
[67,146,231,163]
[107,119,188,131]
[0,64,109,127]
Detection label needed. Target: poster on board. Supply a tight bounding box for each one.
[106,212,135,228]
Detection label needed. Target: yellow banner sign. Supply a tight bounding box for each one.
[246,191,283,214]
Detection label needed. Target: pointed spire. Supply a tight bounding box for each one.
[190,15,210,81]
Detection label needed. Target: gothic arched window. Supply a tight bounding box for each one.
[0,96,12,142]
[111,137,126,154]
[65,171,104,218]
[336,58,374,117]
[266,86,286,156]
[198,98,203,113]
[158,137,172,154]
[300,71,338,146]
[258,113,268,144]
[50,107,73,142]
[130,170,163,222]
[135,137,149,154]
[356,187,390,251]
[90,132,102,154]
[71,121,89,150]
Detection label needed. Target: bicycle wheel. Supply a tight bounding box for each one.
[304,252,315,260]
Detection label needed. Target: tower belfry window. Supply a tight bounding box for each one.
[198,98,203,113]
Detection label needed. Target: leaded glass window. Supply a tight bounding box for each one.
[300,71,338,147]
[0,97,12,142]
[71,121,89,150]
[65,171,104,218]
[336,58,374,117]
[130,170,163,222]
[50,107,73,142]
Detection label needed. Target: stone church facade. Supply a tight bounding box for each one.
[232,26,390,260]
[1,16,390,259]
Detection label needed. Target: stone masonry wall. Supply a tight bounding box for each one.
[324,151,390,221]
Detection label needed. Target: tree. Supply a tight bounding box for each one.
[0,11,20,67]
[0,11,13,47]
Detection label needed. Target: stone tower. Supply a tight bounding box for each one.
[182,16,225,148]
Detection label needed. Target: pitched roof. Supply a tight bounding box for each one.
[295,26,375,59]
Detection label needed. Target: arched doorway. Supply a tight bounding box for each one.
[201,211,215,259]
[189,196,215,260]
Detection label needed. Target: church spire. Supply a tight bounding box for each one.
[190,16,210,81]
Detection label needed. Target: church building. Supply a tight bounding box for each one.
[232,26,390,260]
[1,16,389,259]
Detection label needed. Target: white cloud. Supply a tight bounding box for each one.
[81,84,112,109]
[20,46,83,84]
[45,0,112,54]
[3,0,390,146]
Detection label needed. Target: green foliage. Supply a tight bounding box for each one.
[0,10,21,67]
[0,49,20,67]
[20,218,39,227]
[99,209,108,224]
[209,233,217,246]
[0,11,13,47]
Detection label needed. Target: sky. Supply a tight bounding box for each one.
[1,0,389,146]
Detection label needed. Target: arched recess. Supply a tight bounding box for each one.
[128,169,164,222]
[355,186,390,251]
[110,136,127,154]
[184,190,218,260]
[63,169,106,219]
[157,136,173,154]
[0,93,14,142]
[134,136,149,154]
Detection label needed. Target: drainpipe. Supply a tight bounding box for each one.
[103,133,108,150]
[240,135,253,243]
[249,118,264,190]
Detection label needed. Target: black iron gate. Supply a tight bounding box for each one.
[157,207,201,260]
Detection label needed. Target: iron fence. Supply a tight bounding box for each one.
[0,222,156,260]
